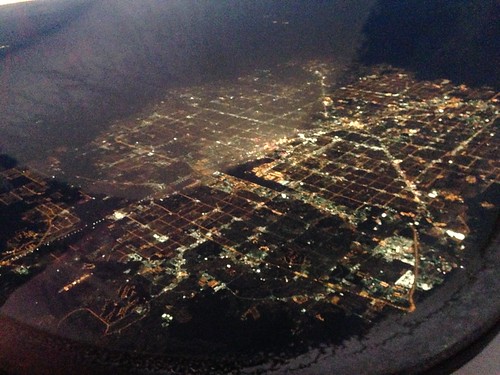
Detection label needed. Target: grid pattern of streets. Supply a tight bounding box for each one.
[0,62,498,356]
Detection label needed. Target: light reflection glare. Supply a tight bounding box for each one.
[0,0,33,6]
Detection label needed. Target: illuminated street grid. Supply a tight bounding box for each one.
[0,61,498,353]
[0,166,84,268]
[57,61,336,197]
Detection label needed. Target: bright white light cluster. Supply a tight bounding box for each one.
[0,0,33,6]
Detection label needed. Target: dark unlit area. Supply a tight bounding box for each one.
[361,0,499,89]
